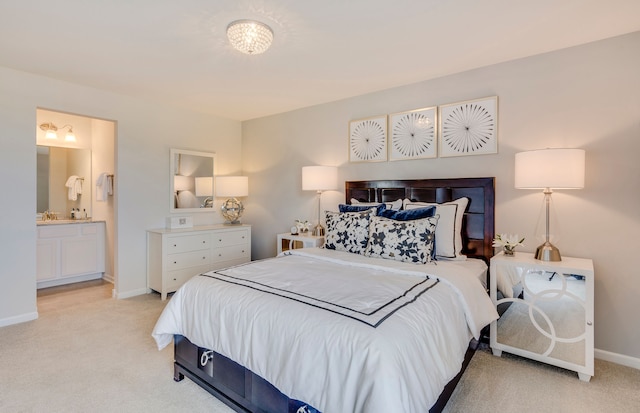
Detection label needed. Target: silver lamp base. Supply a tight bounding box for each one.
[312,224,325,237]
[535,241,561,261]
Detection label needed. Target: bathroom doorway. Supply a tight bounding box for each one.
[36,108,117,301]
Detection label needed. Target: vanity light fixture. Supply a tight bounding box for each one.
[39,122,76,142]
[227,20,274,55]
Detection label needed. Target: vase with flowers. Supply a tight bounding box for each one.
[492,234,525,256]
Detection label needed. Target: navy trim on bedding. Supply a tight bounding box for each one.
[199,269,441,328]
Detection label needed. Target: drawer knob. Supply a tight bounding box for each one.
[202,240,206,244]
[173,244,177,247]
[202,256,206,259]
[173,261,177,264]
[587,321,593,326]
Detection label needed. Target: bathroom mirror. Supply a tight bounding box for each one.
[170,148,216,213]
[37,145,92,218]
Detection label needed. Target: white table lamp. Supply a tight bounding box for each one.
[215,176,249,224]
[302,165,338,236]
[515,148,585,261]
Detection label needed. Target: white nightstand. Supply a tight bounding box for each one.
[277,233,324,255]
[489,251,594,381]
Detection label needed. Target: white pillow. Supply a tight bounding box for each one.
[403,197,469,260]
[351,198,403,211]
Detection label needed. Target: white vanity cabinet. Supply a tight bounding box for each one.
[147,225,251,300]
[36,222,106,288]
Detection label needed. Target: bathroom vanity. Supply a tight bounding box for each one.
[36,220,106,289]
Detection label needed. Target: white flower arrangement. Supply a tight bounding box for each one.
[295,219,311,233]
[492,233,525,255]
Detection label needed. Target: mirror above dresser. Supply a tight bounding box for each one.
[170,148,216,213]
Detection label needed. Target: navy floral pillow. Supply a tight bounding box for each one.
[365,215,438,264]
[324,209,375,254]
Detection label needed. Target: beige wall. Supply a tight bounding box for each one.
[0,66,242,326]
[242,32,640,361]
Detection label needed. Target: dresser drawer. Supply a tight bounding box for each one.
[212,229,250,248]
[166,250,211,271]
[213,244,250,263]
[166,233,210,254]
[165,266,209,291]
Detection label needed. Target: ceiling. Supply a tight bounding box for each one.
[1,1,639,121]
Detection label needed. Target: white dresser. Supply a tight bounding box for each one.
[147,225,251,300]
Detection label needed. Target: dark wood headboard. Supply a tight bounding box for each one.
[345,177,495,263]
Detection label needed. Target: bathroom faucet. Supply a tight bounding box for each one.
[42,210,57,221]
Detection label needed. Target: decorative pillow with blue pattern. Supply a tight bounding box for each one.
[365,215,438,264]
[338,203,386,215]
[324,208,375,254]
[378,205,435,221]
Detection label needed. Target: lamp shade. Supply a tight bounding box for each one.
[215,176,249,198]
[174,175,194,192]
[195,177,213,197]
[302,166,338,191]
[515,148,585,189]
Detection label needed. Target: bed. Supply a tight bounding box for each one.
[152,177,497,413]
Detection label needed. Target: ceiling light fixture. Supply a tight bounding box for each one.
[226,19,274,55]
[39,122,77,142]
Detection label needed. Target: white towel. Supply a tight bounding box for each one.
[96,173,113,201]
[65,175,82,201]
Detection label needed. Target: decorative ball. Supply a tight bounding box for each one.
[221,198,244,223]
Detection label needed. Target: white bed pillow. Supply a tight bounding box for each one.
[403,197,469,260]
[351,198,403,211]
[365,215,438,264]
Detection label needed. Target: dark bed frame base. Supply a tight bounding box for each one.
[172,177,495,413]
[174,334,479,413]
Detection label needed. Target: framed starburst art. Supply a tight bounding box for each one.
[439,96,498,157]
[389,107,437,161]
[349,116,387,162]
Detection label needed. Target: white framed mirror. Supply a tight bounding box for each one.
[170,148,216,213]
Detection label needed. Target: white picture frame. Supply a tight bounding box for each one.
[438,96,498,157]
[349,115,387,162]
[388,107,437,161]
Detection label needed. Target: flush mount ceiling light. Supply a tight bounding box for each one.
[39,122,76,142]
[226,19,274,55]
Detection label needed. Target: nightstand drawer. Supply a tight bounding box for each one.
[166,234,210,254]
[166,250,211,271]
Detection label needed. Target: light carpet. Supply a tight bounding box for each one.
[1,280,638,413]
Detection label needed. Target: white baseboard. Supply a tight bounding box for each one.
[0,311,38,328]
[595,348,640,370]
[102,273,114,284]
[114,287,149,299]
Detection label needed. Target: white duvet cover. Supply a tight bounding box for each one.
[152,248,498,412]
